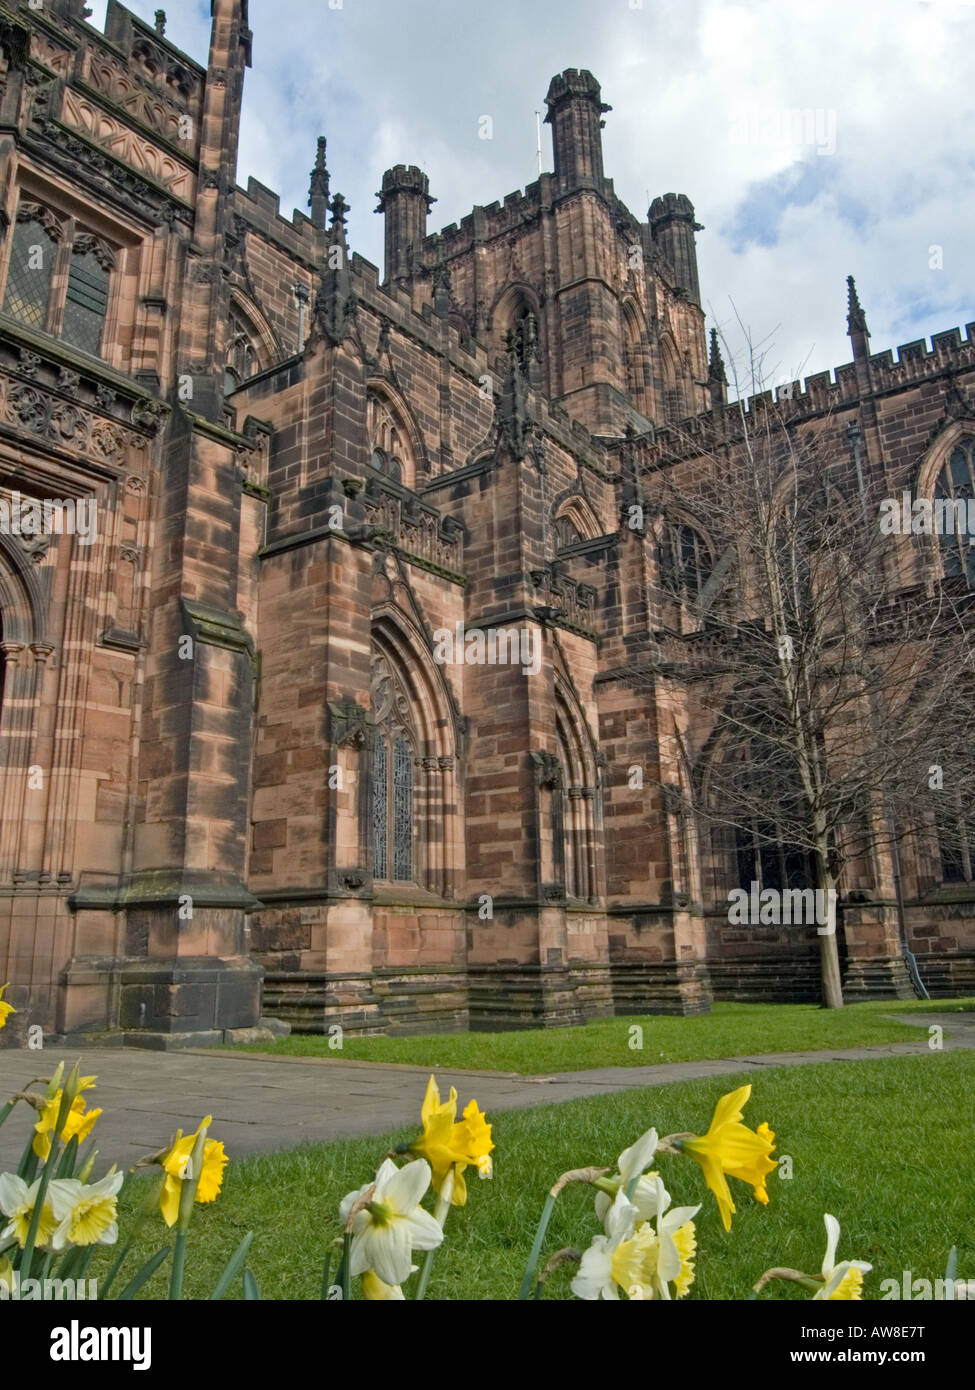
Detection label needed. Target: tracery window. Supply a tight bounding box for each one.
[659,522,713,599]
[224,308,261,394]
[367,391,412,487]
[934,441,975,588]
[3,206,59,330]
[62,238,112,356]
[1,200,114,358]
[371,651,416,882]
[936,791,975,883]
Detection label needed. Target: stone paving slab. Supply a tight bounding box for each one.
[1,1013,971,1170]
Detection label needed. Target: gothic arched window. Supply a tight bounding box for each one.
[371,651,416,883]
[225,307,263,394]
[660,522,713,599]
[3,209,58,330]
[367,391,414,488]
[934,441,975,588]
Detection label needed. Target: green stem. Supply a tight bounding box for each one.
[414,1245,437,1301]
[518,1192,557,1301]
[168,1230,188,1301]
[341,1232,352,1303]
[18,1135,60,1276]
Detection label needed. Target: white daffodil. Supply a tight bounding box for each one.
[594,1127,660,1224]
[813,1214,872,1300]
[650,1178,700,1300]
[0,1173,76,1250]
[50,1170,124,1251]
[339,1158,443,1287]
[572,1189,645,1300]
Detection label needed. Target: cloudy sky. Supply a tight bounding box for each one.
[94,0,973,394]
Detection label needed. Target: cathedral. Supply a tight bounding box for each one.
[0,0,972,1048]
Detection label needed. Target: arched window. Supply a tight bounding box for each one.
[224,307,262,395]
[934,441,975,588]
[62,237,112,356]
[3,209,58,330]
[367,391,415,489]
[936,790,974,883]
[660,338,683,424]
[659,521,713,599]
[711,738,816,895]
[555,515,583,551]
[371,650,416,883]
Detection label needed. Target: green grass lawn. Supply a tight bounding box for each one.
[221,997,974,1074]
[94,1051,975,1300]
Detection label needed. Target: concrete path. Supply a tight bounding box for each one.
[0,1012,971,1170]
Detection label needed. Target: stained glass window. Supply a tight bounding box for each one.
[3,218,56,329]
[372,731,388,880]
[393,738,412,881]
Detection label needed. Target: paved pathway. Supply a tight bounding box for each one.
[0,1013,971,1170]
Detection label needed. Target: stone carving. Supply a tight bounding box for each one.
[328,696,369,749]
[531,749,563,789]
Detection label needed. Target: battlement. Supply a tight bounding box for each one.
[232,177,322,255]
[615,319,975,466]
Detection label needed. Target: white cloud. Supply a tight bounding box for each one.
[95,0,974,391]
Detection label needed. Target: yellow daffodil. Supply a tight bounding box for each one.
[0,1255,12,1293]
[813,1214,871,1300]
[0,984,14,1031]
[339,1158,443,1287]
[50,1171,124,1251]
[407,1076,494,1206]
[0,1173,75,1250]
[159,1116,228,1227]
[681,1084,776,1231]
[455,1098,494,1181]
[32,1083,102,1162]
[361,1268,409,1300]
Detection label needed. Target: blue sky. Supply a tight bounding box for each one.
[92,0,974,394]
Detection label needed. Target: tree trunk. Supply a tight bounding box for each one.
[817,864,844,1009]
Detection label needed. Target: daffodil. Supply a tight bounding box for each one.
[455,1098,494,1181]
[339,1158,443,1287]
[681,1084,776,1231]
[361,1268,410,1300]
[32,1078,101,1161]
[159,1116,228,1227]
[572,1189,648,1300]
[0,984,14,1031]
[648,1178,700,1300]
[50,1171,124,1251]
[407,1076,494,1205]
[0,1255,13,1293]
[0,1173,75,1250]
[594,1128,660,1223]
[813,1213,871,1300]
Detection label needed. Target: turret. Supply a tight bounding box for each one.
[544,69,611,190]
[649,193,703,306]
[375,165,435,287]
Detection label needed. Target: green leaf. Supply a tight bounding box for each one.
[115,1248,170,1301]
[55,1134,80,1178]
[946,1246,959,1284]
[208,1231,254,1301]
[242,1268,261,1300]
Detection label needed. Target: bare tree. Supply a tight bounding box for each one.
[638,329,975,1009]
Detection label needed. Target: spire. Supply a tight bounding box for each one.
[707,327,727,408]
[314,193,355,345]
[309,136,330,232]
[846,275,870,361]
